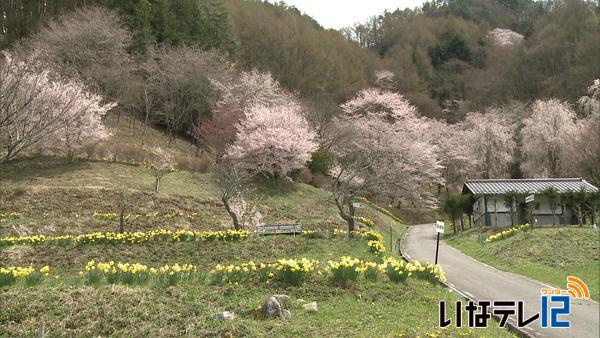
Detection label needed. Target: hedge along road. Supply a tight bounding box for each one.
[401,224,600,338]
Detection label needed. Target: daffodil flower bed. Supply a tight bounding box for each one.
[0,211,22,220]
[326,256,362,284]
[92,211,202,221]
[0,265,50,286]
[381,257,447,284]
[485,224,530,243]
[0,229,250,247]
[274,258,318,286]
[367,240,386,256]
[210,261,268,285]
[81,260,197,285]
[210,258,319,286]
[355,216,374,228]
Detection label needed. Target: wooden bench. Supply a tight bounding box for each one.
[255,224,302,235]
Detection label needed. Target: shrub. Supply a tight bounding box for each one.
[298,168,313,184]
[308,148,333,175]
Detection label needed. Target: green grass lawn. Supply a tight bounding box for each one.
[446,227,600,300]
[1,235,514,337]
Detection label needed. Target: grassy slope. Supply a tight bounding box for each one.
[0,159,514,336]
[0,119,513,337]
[446,227,600,300]
[0,157,341,235]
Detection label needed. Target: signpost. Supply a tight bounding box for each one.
[525,194,534,225]
[434,221,444,264]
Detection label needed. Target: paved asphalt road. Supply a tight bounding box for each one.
[401,224,599,338]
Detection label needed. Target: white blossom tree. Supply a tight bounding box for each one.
[521,99,578,177]
[332,88,442,232]
[149,148,176,192]
[462,112,515,179]
[0,53,115,162]
[573,79,600,186]
[225,102,318,178]
[426,119,476,190]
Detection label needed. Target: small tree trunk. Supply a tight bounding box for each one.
[119,205,126,233]
[3,147,14,163]
[459,216,464,233]
[552,208,556,226]
[154,175,160,192]
[67,150,75,163]
[222,195,241,230]
[345,214,355,233]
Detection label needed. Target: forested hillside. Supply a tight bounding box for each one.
[1,0,599,199]
[2,0,598,115]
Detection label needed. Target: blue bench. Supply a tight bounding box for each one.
[255,224,302,235]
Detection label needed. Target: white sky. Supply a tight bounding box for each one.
[278,0,426,29]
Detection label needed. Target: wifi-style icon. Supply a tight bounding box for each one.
[566,276,590,299]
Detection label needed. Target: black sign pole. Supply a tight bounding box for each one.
[434,232,440,264]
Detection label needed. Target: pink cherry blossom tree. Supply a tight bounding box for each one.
[225,102,318,177]
[521,99,578,177]
[462,111,515,179]
[196,70,290,159]
[332,88,442,232]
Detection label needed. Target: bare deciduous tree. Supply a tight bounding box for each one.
[29,6,133,101]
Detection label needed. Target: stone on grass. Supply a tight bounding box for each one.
[216,311,236,321]
[303,302,318,312]
[262,295,291,319]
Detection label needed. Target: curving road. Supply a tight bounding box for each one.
[401,224,600,338]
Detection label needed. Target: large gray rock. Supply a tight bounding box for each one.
[262,295,291,319]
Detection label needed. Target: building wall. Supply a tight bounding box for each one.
[470,194,575,227]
